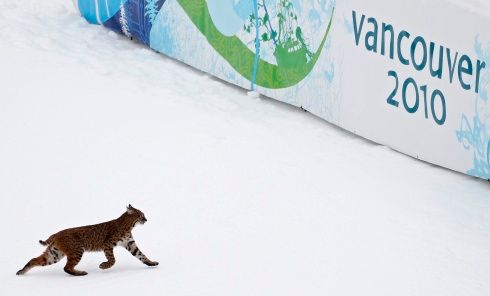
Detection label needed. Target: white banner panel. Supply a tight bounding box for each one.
[75,0,490,180]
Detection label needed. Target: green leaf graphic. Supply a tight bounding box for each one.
[176,0,335,89]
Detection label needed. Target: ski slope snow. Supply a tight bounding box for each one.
[1,1,490,295]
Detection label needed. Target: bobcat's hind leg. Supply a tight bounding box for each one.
[16,245,65,275]
[99,248,116,270]
[64,248,87,276]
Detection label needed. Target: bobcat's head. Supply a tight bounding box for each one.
[125,204,148,226]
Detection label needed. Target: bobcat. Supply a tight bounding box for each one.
[16,205,159,276]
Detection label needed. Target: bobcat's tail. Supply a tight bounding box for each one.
[39,235,55,246]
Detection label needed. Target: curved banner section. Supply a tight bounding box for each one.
[75,0,490,181]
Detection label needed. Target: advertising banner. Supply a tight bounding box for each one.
[75,0,490,180]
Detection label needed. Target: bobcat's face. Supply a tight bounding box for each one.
[126,204,148,226]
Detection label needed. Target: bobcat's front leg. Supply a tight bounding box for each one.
[119,235,158,267]
[99,248,116,270]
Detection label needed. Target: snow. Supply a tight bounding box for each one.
[1,0,490,295]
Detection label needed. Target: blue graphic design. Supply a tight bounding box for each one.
[457,37,490,180]
[78,0,129,24]
[102,0,166,45]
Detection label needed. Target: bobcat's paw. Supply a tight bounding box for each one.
[99,262,114,270]
[64,268,88,276]
[145,261,159,267]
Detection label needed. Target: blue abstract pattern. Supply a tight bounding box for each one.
[102,0,166,45]
[78,0,130,24]
[457,37,490,180]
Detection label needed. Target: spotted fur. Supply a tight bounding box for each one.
[16,205,158,276]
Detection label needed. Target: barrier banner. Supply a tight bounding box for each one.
[75,0,490,180]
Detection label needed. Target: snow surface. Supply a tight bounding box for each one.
[1,1,490,295]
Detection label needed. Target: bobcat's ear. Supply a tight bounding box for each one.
[127,204,134,213]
